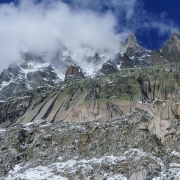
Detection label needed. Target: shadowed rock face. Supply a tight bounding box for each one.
[100,60,118,75]
[65,64,84,81]
[0,63,20,83]
[137,76,151,102]
[162,33,180,62]
[152,50,164,66]
[120,53,133,69]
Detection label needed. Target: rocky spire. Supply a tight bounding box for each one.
[162,32,180,62]
[65,64,84,81]
[128,33,138,48]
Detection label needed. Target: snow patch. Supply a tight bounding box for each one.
[0,128,6,132]
[4,149,164,180]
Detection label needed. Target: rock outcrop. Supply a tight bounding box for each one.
[119,53,133,69]
[162,33,180,62]
[113,33,180,69]
[100,60,118,75]
[1,33,180,102]
[65,64,84,81]
[1,33,180,180]
[152,50,164,66]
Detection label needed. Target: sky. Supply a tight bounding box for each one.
[0,0,179,71]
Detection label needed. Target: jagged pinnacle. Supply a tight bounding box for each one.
[128,33,138,47]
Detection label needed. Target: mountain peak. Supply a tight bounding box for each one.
[128,33,138,48]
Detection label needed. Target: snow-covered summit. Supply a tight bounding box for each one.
[0,53,61,100]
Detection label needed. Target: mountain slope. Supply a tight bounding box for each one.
[1,108,180,180]
[1,33,180,180]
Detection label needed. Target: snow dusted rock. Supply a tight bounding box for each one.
[90,173,106,180]
[0,108,177,180]
[1,33,180,101]
[129,170,147,180]
[100,60,118,75]
[0,53,61,100]
[113,34,153,69]
[107,33,180,69]
[125,34,153,68]
[119,53,133,69]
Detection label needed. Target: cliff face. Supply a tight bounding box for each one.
[1,63,180,138]
[162,33,180,62]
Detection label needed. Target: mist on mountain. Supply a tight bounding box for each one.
[0,0,125,73]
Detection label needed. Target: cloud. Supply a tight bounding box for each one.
[62,0,179,49]
[0,0,124,73]
[120,1,179,47]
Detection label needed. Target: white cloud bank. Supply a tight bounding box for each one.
[0,0,124,72]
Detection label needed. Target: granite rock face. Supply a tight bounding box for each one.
[152,50,164,66]
[162,33,180,62]
[65,64,85,81]
[1,63,180,135]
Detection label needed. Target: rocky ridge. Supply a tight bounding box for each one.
[0,53,61,100]
[1,33,180,102]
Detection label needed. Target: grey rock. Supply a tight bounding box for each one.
[100,60,118,75]
[138,123,148,131]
